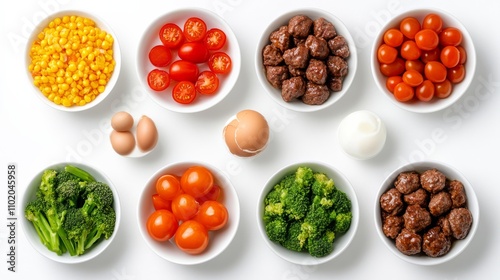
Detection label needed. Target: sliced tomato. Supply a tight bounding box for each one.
[169,60,199,82]
[184,17,207,42]
[195,71,219,95]
[204,28,227,50]
[147,69,170,91]
[148,45,172,67]
[159,23,184,49]
[208,52,232,74]
[178,42,210,64]
[172,81,196,104]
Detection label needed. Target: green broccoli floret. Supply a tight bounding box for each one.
[282,220,305,252]
[25,198,62,255]
[333,212,352,234]
[283,170,312,220]
[311,172,335,197]
[295,166,314,187]
[331,189,351,214]
[55,170,80,185]
[307,230,335,257]
[56,180,84,208]
[81,181,114,217]
[265,216,288,244]
[85,205,116,250]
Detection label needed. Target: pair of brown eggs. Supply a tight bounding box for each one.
[110,111,158,156]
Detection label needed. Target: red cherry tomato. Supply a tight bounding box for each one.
[402,69,424,87]
[414,29,439,51]
[196,184,222,204]
[386,76,403,93]
[440,27,463,47]
[424,61,447,83]
[147,69,170,91]
[180,166,214,198]
[149,45,172,67]
[393,82,415,102]
[169,60,199,82]
[405,60,425,73]
[195,200,228,231]
[420,47,441,64]
[156,174,181,201]
[422,13,443,33]
[178,42,210,64]
[440,46,461,68]
[435,79,452,98]
[172,81,196,104]
[447,64,465,84]
[208,52,232,74]
[204,28,227,50]
[195,71,219,95]
[377,44,398,64]
[415,80,435,102]
[457,45,467,65]
[184,17,207,42]
[175,220,209,255]
[380,57,405,77]
[146,209,178,241]
[399,17,421,39]
[152,194,172,211]
[383,28,404,47]
[400,40,421,61]
[171,193,199,221]
[159,23,184,49]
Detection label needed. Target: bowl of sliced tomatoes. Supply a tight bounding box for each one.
[137,8,241,113]
[137,161,240,265]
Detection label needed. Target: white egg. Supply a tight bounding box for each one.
[337,110,386,160]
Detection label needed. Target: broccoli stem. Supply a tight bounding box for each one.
[65,165,95,182]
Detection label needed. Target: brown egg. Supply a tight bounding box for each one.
[110,130,135,155]
[223,110,269,157]
[111,111,134,132]
[136,115,158,152]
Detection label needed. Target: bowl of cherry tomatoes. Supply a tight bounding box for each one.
[137,161,240,265]
[371,9,476,113]
[137,8,241,113]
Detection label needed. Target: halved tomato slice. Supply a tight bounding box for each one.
[159,23,184,49]
[183,17,207,42]
[147,69,170,91]
[195,71,219,95]
[172,81,196,104]
[208,52,232,74]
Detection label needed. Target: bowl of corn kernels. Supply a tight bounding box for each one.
[25,10,121,112]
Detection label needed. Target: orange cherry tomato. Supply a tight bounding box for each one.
[414,29,439,51]
[447,64,465,84]
[405,60,425,73]
[393,82,415,102]
[424,61,447,83]
[400,17,421,39]
[175,220,209,255]
[440,27,463,47]
[180,166,214,198]
[440,46,461,68]
[383,28,404,47]
[171,193,199,221]
[422,13,443,33]
[402,70,424,87]
[195,200,228,231]
[386,76,403,93]
[435,79,453,98]
[457,45,467,65]
[400,40,421,61]
[152,194,172,211]
[146,209,178,241]
[377,44,398,64]
[156,174,182,201]
[415,80,435,102]
[380,57,405,77]
[420,47,441,64]
[196,184,222,204]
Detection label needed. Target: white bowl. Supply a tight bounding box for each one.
[137,8,241,113]
[370,9,476,113]
[137,161,240,265]
[374,160,479,265]
[255,8,358,113]
[20,162,121,264]
[25,10,121,112]
[256,161,359,265]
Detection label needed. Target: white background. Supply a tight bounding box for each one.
[1,0,499,279]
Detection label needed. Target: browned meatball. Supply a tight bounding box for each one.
[301,82,329,105]
[394,171,421,194]
[283,45,310,69]
[305,59,327,85]
[313,17,336,40]
[437,216,452,237]
[448,207,473,240]
[269,25,290,52]
[428,192,452,217]
[288,15,313,38]
[448,180,467,208]
[281,77,306,102]
[288,65,306,78]
[420,169,446,193]
[262,44,283,66]
[265,66,289,89]
[404,188,429,207]
[327,76,343,92]
[403,204,431,232]
[305,35,329,59]
[380,188,404,215]
[422,226,451,257]
[328,35,350,58]
[383,215,404,239]
[395,228,422,255]
[326,55,348,77]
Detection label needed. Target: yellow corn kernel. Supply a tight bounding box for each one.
[97,85,105,93]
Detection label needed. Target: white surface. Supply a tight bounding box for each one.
[1,0,499,279]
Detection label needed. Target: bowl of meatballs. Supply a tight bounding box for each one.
[255,8,357,112]
[375,161,479,265]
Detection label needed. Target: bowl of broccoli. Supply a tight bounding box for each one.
[257,161,359,265]
[21,162,121,264]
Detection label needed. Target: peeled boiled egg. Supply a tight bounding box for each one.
[136,115,158,152]
[111,111,134,132]
[223,109,270,157]
[337,110,386,160]
[110,130,136,155]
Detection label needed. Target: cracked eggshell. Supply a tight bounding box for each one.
[223,110,269,157]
